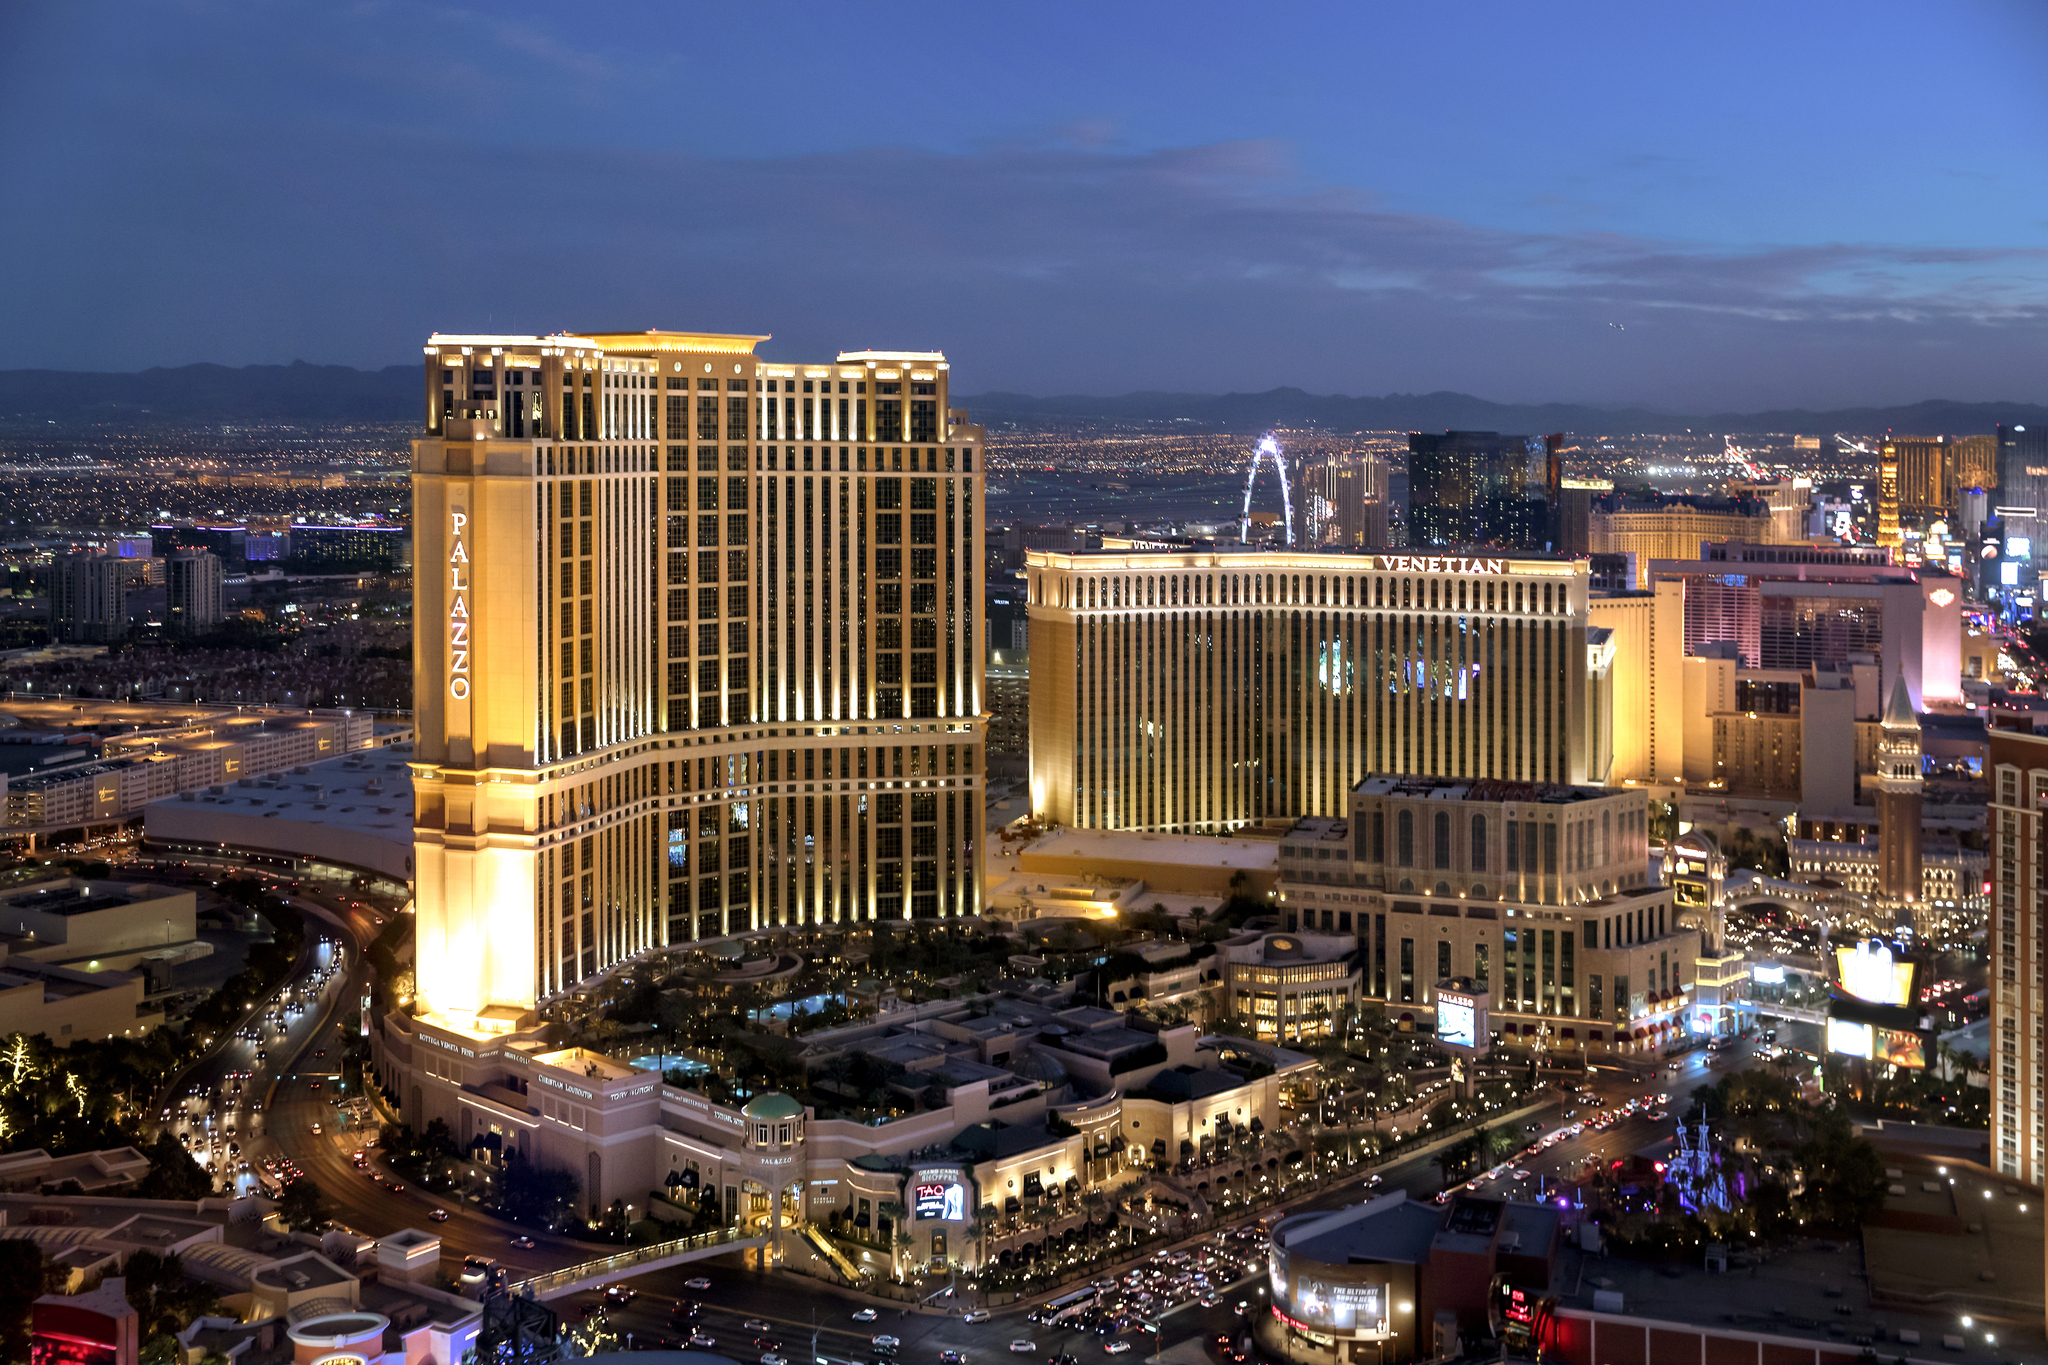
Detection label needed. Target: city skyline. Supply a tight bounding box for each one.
[3,3,2045,408]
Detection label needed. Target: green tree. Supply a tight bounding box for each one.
[498,1153,580,1230]
[1792,1111,1887,1230]
[122,1250,223,1339]
[277,1177,329,1231]
[135,1131,215,1201]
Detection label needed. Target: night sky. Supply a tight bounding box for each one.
[3,1,2044,409]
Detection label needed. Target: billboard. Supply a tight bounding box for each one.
[1292,1278,1387,1334]
[1437,993,1477,1049]
[1828,1019,1927,1069]
[914,1181,966,1221]
[1834,940,1915,1008]
[1433,981,1489,1055]
[1828,1018,1873,1059]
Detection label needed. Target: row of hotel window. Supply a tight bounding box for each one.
[1055,574,1573,614]
[1353,807,1643,873]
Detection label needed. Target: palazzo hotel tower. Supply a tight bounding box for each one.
[413,330,984,1032]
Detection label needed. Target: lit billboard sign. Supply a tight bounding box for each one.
[1292,1278,1388,1335]
[1433,983,1488,1055]
[1827,1019,1926,1069]
[1437,992,1477,1050]
[1834,940,1915,1008]
[914,1182,966,1221]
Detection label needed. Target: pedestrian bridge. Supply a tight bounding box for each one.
[1752,1001,1829,1026]
[505,1226,767,1301]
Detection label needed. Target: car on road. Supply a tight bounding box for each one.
[509,1235,537,1249]
[939,1351,966,1364]
[689,1333,716,1348]
[384,1181,404,1192]
[1008,1342,1035,1354]
[604,1285,635,1304]
[309,1123,322,1135]
[746,1320,774,1333]
[427,1208,449,1222]
[872,1337,901,1350]
[762,1355,788,1365]
[852,1310,878,1322]
[1104,1344,1132,1355]
[753,1338,780,1351]
[685,1277,712,1290]
[962,1311,990,1325]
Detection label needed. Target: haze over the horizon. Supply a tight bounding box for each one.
[2,1,2044,411]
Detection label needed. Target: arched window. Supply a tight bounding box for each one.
[1434,811,1451,869]
[1471,814,1488,872]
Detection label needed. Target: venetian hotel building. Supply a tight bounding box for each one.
[411,329,984,1031]
[1024,550,1613,831]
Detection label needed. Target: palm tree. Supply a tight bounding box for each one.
[893,1230,915,1279]
[962,1219,983,1271]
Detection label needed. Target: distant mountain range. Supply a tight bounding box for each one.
[956,387,2048,437]
[0,360,416,425]
[0,360,2041,437]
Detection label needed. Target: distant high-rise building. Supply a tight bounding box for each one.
[1405,431,1549,550]
[1881,436,1950,520]
[50,553,126,644]
[288,523,407,571]
[1989,722,2048,1184]
[1311,454,1391,548]
[1953,434,1998,500]
[1994,424,2048,619]
[1726,477,1814,544]
[1588,495,1773,588]
[1875,440,1903,548]
[163,549,223,636]
[1874,672,1923,929]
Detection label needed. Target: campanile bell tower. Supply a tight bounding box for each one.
[1876,669,1923,930]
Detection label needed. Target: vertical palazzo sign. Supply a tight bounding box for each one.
[449,510,472,701]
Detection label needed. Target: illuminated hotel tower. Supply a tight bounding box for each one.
[412,330,985,1032]
[1024,549,1611,831]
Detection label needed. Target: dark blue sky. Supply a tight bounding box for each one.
[3,1,2044,409]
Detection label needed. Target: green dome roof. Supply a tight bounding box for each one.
[743,1092,806,1121]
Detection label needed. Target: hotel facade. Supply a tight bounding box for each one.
[407,329,986,1030]
[1024,549,1612,832]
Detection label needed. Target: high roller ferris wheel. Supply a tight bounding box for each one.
[1239,432,1293,546]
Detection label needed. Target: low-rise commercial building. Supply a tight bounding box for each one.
[371,988,1313,1277]
[0,703,376,837]
[143,742,417,881]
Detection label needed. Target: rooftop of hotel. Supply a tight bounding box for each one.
[1020,826,1280,871]
[1043,545,1579,564]
[1350,774,1619,805]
